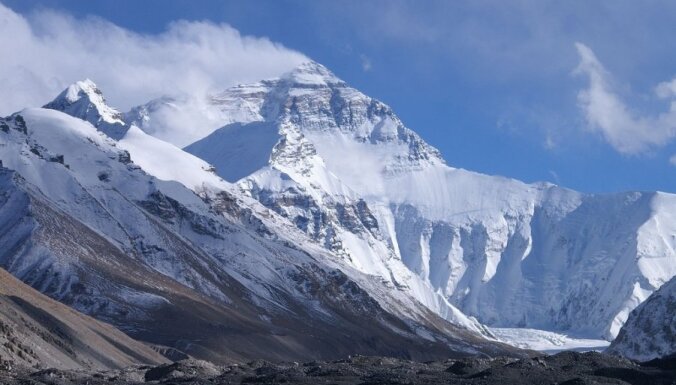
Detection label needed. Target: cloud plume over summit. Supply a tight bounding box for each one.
[575,42,676,155]
[0,2,307,116]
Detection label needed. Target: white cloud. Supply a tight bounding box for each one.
[574,42,676,155]
[544,135,556,150]
[548,170,561,184]
[360,54,372,72]
[0,3,307,116]
[670,154,676,167]
[656,78,676,99]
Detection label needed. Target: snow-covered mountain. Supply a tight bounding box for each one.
[0,80,519,363]
[3,59,674,362]
[608,275,676,360]
[44,79,129,140]
[124,61,676,343]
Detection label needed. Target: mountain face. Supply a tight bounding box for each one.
[0,85,520,364]
[166,62,676,342]
[608,275,676,361]
[0,267,167,370]
[3,60,674,364]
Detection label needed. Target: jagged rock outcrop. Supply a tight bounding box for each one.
[608,276,676,361]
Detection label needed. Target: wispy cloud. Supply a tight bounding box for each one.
[656,78,676,99]
[360,54,372,72]
[670,154,676,167]
[574,42,676,155]
[548,170,561,184]
[0,3,307,116]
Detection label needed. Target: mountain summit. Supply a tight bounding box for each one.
[281,61,346,87]
[44,79,128,139]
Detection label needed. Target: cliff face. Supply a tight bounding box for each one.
[608,275,676,361]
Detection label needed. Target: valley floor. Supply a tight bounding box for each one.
[1,351,674,385]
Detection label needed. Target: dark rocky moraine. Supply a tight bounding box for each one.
[1,352,675,385]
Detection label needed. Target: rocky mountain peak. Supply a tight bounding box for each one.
[608,275,676,360]
[44,79,128,139]
[280,61,346,88]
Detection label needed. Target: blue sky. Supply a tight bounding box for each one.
[2,0,675,193]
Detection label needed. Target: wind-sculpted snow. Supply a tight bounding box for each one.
[172,61,676,343]
[0,93,520,362]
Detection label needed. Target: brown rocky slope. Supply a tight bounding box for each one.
[0,267,167,371]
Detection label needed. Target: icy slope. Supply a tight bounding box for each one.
[608,263,676,360]
[173,62,676,341]
[2,99,519,361]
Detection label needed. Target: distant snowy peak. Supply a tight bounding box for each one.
[240,61,445,169]
[44,79,128,139]
[41,81,231,195]
[129,61,445,171]
[280,61,346,87]
[124,96,171,124]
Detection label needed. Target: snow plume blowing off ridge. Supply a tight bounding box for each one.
[0,2,307,118]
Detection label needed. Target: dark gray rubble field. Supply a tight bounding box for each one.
[1,351,675,385]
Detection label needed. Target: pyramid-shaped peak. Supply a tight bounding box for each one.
[62,79,103,102]
[282,61,345,87]
[47,79,114,110]
[44,79,126,138]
